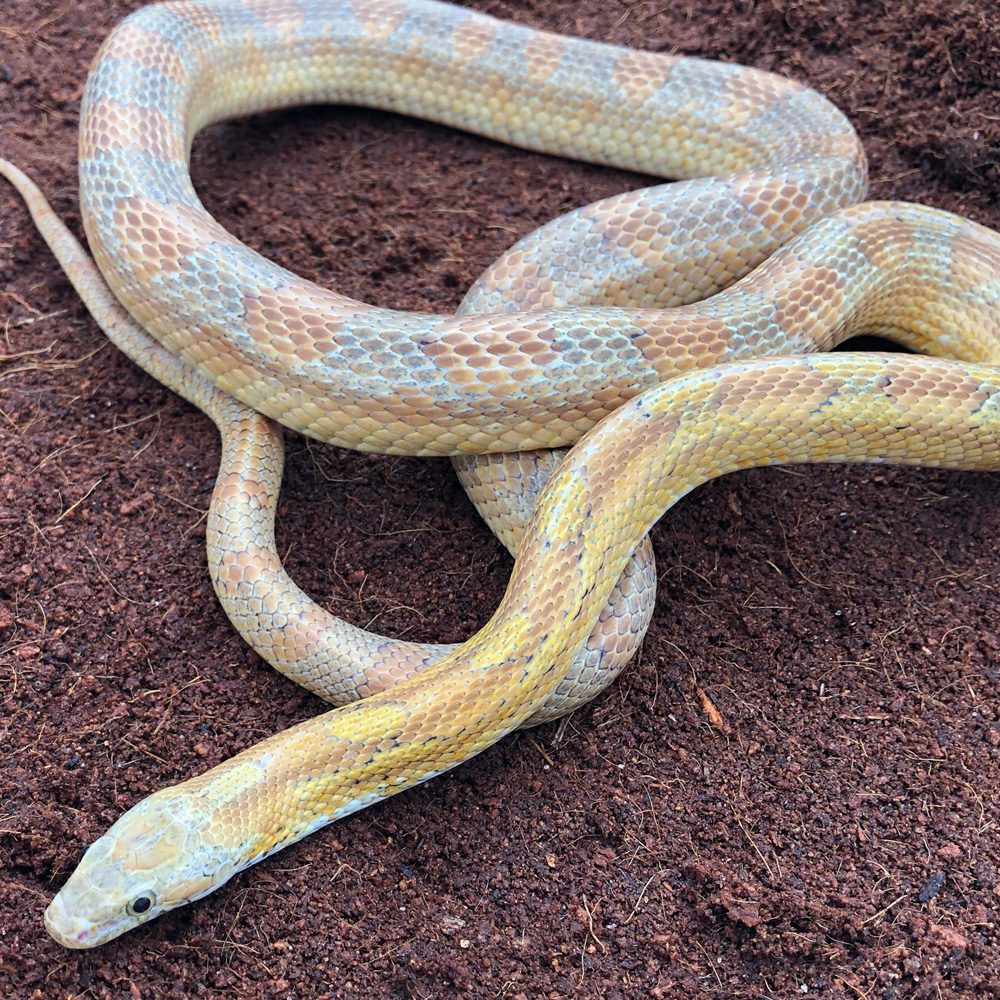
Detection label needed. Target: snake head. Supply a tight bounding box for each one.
[45,787,240,948]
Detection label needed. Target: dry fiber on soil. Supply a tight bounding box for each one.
[1,0,998,997]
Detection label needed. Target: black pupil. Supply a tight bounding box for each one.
[132,896,151,914]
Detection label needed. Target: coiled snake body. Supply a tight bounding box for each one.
[1,0,998,948]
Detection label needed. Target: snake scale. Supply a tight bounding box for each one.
[1,0,998,948]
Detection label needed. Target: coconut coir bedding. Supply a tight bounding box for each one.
[1,1,998,996]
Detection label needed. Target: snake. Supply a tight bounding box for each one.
[1,0,998,948]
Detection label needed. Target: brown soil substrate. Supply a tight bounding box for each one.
[1,1,999,996]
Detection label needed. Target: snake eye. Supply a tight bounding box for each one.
[128,894,154,915]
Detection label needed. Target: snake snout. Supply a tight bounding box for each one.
[44,893,93,948]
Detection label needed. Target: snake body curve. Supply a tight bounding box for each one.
[81,0,874,454]
[1,0,997,948]
[43,351,1000,948]
[1,158,656,723]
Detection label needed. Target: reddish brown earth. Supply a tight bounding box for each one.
[1,1,999,997]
